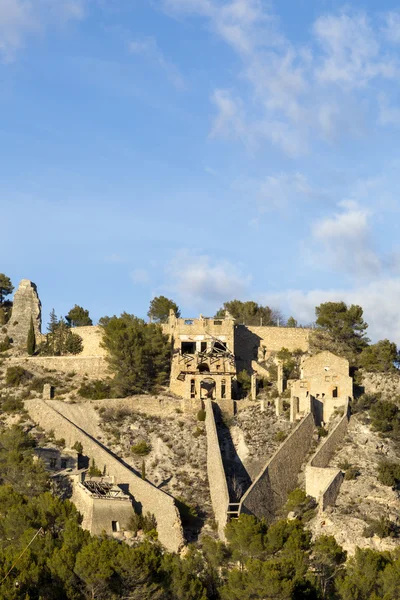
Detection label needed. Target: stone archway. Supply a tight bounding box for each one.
[200,377,216,400]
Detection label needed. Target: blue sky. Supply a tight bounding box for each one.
[3,0,400,342]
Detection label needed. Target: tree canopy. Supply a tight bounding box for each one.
[359,339,400,372]
[311,301,369,362]
[65,305,93,327]
[0,273,13,304]
[40,311,83,356]
[216,300,282,326]
[148,296,180,323]
[100,313,171,396]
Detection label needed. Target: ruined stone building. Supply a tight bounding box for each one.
[290,351,353,422]
[71,475,135,536]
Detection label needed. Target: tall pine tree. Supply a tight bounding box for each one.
[27,317,36,355]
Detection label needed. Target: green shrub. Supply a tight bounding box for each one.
[363,516,399,538]
[370,401,400,436]
[193,427,205,438]
[87,458,102,477]
[72,441,83,454]
[344,466,360,480]
[197,408,206,421]
[0,395,24,413]
[283,488,317,521]
[127,511,157,536]
[131,441,151,456]
[0,336,11,353]
[78,380,111,400]
[275,430,287,443]
[237,369,252,395]
[6,366,32,387]
[377,460,400,487]
[317,426,329,438]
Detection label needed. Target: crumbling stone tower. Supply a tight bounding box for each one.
[7,279,42,348]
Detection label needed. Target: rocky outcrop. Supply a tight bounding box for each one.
[7,280,41,348]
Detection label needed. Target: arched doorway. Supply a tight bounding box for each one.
[200,377,216,399]
[198,363,210,374]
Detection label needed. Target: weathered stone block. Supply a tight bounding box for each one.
[7,280,41,348]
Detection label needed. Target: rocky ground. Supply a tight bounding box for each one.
[307,413,400,554]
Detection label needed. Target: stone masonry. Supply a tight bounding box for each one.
[7,279,41,348]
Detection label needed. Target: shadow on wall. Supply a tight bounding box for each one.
[213,403,252,502]
[234,326,263,370]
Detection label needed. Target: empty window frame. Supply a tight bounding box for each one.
[221,379,226,399]
[190,379,196,398]
[213,320,223,325]
[213,340,227,351]
[184,319,194,325]
[111,521,120,532]
[181,341,196,354]
[200,341,207,353]
[61,459,68,470]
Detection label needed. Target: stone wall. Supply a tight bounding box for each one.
[89,396,202,417]
[239,411,315,521]
[205,399,230,540]
[24,399,184,553]
[310,402,350,468]
[305,401,350,509]
[68,325,107,357]
[235,325,311,368]
[6,356,108,379]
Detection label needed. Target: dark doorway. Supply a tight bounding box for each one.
[198,363,210,373]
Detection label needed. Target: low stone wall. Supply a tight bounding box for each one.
[310,402,350,468]
[25,399,184,553]
[239,411,315,521]
[205,399,230,540]
[305,401,350,508]
[6,356,108,379]
[89,396,202,416]
[68,326,107,357]
[235,325,311,367]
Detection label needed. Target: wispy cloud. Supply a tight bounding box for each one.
[162,2,400,156]
[165,249,251,310]
[129,36,186,90]
[0,0,85,61]
[311,200,381,278]
[131,268,150,284]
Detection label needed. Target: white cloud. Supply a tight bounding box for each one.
[162,3,400,155]
[313,11,397,88]
[129,36,186,90]
[383,11,400,45]
[0,0,85,61]
[165,250,251,310]
[312,200,381,277]
[261,279,400,345]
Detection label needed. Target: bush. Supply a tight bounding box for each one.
[131,441,151,456]
[72,441,83,454]
[78,380,112,400]
[317,426,329,438]
[275,430,287,443]
[193,427,205,438]
[197,408,206,421]
[0,336,11,353]
[283,488,317,521]
[363,516,399,538]
[370,401,400,436]
[87,458,102,477]
[344,466,360,481]
[237,369,251,395]
[6,366,32,387]
[0,395,24,413]
[127,511,157,536]
[377,460,400,487]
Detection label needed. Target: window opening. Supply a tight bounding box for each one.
[200,341,207,352]
[190,379,196,398]
[214,320,223,325]
[112,521,120,532]
[198,363,210,373]
[221,379,226,399]
[184,319,194,325]
[181,341,196,354]
[332,386,338,398]
[61,459,67,469]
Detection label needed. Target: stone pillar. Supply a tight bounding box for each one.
[290,396,299,422]
[260,399,265,413]
[275,397,284,416]
[215,379,221,400]
[251,374,257,399]
[7,280,42,348]
[277,362,284,395]
[43,383,53,400]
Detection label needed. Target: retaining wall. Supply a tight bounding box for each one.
[305,402,350,508]
[25,399,184,553]
[6,356,108,379]
[239,411,315,521]
[88,396,202,416]
[205,399,230,540]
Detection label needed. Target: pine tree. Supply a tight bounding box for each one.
[27,317,36,355]
[141,460,146,480]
